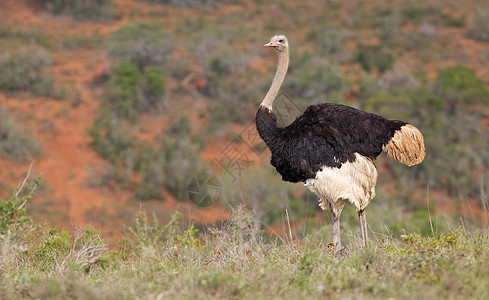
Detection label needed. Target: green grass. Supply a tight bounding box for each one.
[1,178,488,299]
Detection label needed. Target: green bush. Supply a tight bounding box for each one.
[356,44,395,73]
[31,0,115,21]
[0,109,43,163]
[88,114,137,163]
[104,61,167,122]
[433,65,489,107]
[0,49,55,96]
[364,91,413,120]
[107,21,175,69]
[0,176,40,235]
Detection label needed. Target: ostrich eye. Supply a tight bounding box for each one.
[279,39,284,43]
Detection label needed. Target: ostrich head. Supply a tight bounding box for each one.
[260,34,289,110]
[264,35,288,52]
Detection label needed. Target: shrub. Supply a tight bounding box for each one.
[433,65,489,107]
[400,5,441,23]
[104,61,167,122]
[0,109,43,163]
[140,0,235,7]
[285,53,348,103]
[356,44,395,73]
[0,176,40,235]
[413,108,489,198]
[31,0,115,21]
[134,147,166,201]
[364,91,413,120]
[441,13,466,27]
[58,33,104,50]
[307,25,351,61]
[159,136,208,200]
[467,7,489,42]
[379,64,420,90]
[0,26,50,48]
[88,113,137,163]
[107,21,175,69]
[0,49,55,96]
[136,116,209,201]
[203,47,261,126]
[89,112,208,201]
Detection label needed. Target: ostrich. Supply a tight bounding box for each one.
[256,35,425,251]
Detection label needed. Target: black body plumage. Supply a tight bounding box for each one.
[256,103,406,183]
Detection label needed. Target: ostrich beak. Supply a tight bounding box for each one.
[264,42,280,47]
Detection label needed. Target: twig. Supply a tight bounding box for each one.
[285,208,293,244]
[427,185,434,237]
[16,161,38,212]
[15,161,34,199]
[480,177,488,226]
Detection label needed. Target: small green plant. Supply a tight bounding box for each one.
[31,227,72,271]
[0,175,40,234]
[177,225,201,247]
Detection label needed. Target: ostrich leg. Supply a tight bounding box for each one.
[329,204,341,250]
[359,209,368,247]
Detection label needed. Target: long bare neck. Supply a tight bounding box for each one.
[261,49,289,111]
